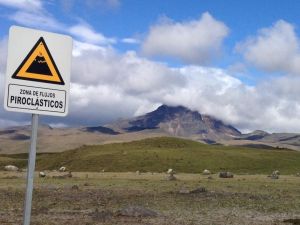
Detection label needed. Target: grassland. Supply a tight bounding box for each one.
[0,172,300,225]
[1,137,300,174]
[1,137,300,224]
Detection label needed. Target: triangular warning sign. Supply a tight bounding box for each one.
[12,37,65,85]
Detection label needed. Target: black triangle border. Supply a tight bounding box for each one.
[12,37,65,85]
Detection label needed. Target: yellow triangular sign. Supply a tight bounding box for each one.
[12,37,64,85]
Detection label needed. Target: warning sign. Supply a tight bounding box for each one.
[4,26,72,117]
[12,37,65,85]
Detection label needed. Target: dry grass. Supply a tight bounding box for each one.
[0,172,300,225]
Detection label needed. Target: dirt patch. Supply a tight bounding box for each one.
[284,219,300,225]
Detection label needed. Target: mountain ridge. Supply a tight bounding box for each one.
[1,104,300,153]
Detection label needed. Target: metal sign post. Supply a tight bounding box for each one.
[3,26,72,225]
[23,114,39,225]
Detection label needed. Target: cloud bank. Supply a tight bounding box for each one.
[0,2,300,134]
[142,12,229,64]
[237,20,300,75]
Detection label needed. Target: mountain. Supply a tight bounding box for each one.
[1,104,300,154]
[106,105,241,142]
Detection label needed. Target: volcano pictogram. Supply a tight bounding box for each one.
[12,37,64,85]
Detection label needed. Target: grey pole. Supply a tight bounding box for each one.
[23,114,39,225]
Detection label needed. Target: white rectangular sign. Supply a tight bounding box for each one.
[4,26,72,116]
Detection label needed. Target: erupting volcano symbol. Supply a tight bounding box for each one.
[12,37,64,85]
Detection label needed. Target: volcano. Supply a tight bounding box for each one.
[26,55,52,75]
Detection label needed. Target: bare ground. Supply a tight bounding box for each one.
[0,172,300,225]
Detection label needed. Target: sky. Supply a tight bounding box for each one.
[0,0,300,133]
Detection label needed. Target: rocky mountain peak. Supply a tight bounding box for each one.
[109,104,241,139]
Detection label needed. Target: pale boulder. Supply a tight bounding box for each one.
[39,171,46,178]
[202,169,211,175]
[59,166,66,172]
[4,165,19,171]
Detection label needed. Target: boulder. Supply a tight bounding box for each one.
[219,171,234,178]
[4,165,19,171]
[59,166,66,172]
[39,171,46,178]
[167,168,175,175]
[202,169,211,175]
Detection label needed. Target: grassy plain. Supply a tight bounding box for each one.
[1,137,300,174]
[0,172,300,225]
[1,137,300,224]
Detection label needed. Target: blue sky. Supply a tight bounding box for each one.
[0,0,300,133]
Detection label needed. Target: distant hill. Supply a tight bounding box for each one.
[1,137,300,174]
[1,105,300,153]
[106,104,241,142]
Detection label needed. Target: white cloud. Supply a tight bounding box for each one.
[9,11,65,31]
[66,45,300,133]
[2,35,300,133]
[0,0,42,12]
[122,38,140,44]
[6,5,115,47]
[2,8,300,134]
[142,12,229,64]
[237,20,300,75]
[69,23,116,45]
[72,40,109,57]
[0,37,8,73]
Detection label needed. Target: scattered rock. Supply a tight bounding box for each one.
[202,169,211,175]
[167,174,177,181]
[136,170,140,175]
[39,171,46,178]
[4,165,19,171]
[101,169,105,173]
[71,185,79,190]
[167,168,175,175]
[219,171,234,178]
[116,206,158,218]
[268,170,280,179]
[59,166,66,172]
